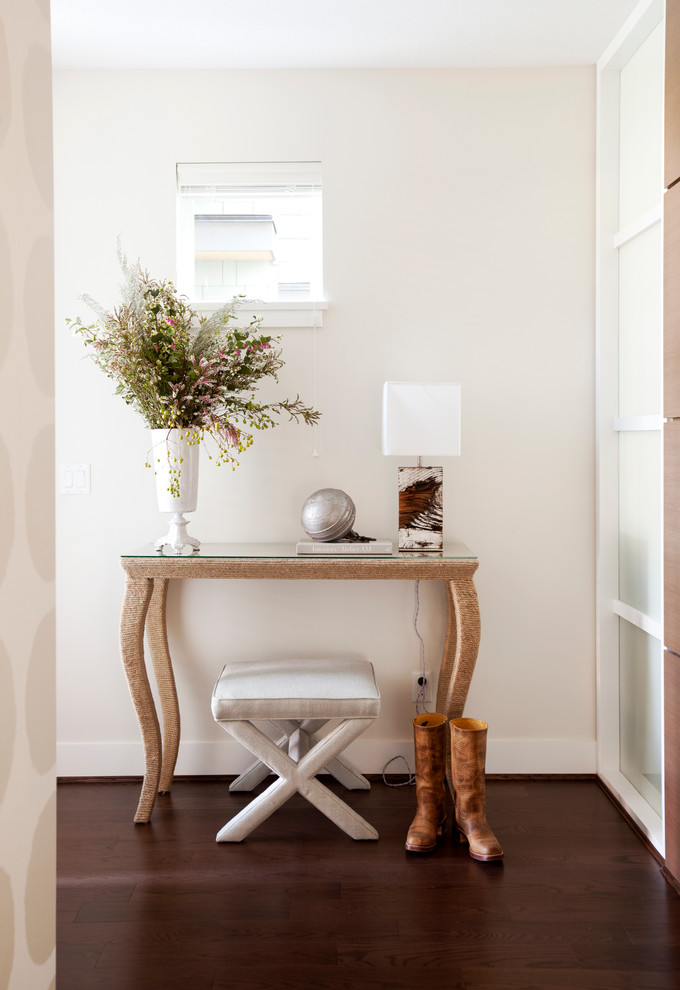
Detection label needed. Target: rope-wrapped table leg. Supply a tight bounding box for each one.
[435,575,481,792]
[146,577,181,794]
[120,575,161,823]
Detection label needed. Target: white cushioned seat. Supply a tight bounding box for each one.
[211,657,381,721]
[211,657,381,843]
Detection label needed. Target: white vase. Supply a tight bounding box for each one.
[150,428,201,553]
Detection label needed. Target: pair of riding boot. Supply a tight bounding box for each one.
[405,713,503,861]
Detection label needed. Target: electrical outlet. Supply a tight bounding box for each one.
[411,671,432,702]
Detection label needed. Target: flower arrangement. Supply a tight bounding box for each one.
[67,245,320,494]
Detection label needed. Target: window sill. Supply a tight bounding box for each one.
[191,299,327,329]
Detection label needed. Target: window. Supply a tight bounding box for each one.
[176,162,323,315]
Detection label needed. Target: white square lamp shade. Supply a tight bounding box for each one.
[382,382,461,552]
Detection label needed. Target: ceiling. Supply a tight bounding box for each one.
[50,0,642,70]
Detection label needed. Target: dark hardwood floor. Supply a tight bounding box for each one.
[57,777,680,989]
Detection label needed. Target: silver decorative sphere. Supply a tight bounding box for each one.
[301,488,356,541]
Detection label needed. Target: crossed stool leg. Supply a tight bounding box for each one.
[211,658,381,842]
[229,718,371,793]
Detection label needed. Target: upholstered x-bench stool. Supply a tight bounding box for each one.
[211,657,381,842]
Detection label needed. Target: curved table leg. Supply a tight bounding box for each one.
[435,574,481,791]
[146,577,181,794]
[119,575,161,823]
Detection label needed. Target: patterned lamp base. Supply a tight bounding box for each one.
[398,465,443,551]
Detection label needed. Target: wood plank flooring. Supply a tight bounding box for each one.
[57,777,680,989]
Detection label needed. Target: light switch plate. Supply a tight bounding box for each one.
[58,463,91,495]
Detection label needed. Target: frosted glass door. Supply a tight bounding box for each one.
[596,4,665,851]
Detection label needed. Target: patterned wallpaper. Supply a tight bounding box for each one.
[0,0,56,987]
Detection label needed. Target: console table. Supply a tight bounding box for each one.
[119,543,481,823]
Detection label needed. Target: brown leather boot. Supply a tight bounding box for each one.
[405,713,447,853]
[450,718,503,862]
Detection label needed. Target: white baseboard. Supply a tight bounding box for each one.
[57,737,597,778]
[486,738,597,774]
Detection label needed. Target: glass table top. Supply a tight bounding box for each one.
[121,542,476,561]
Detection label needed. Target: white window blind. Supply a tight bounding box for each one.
[177,161,322,194]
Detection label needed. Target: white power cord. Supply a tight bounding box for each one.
[412,579,428,715]
[381,580,429,786]
[382,755,415,787]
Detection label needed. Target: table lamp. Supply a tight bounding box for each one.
[382,381,461,551]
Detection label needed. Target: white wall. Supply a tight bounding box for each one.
[54,67,596,778]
